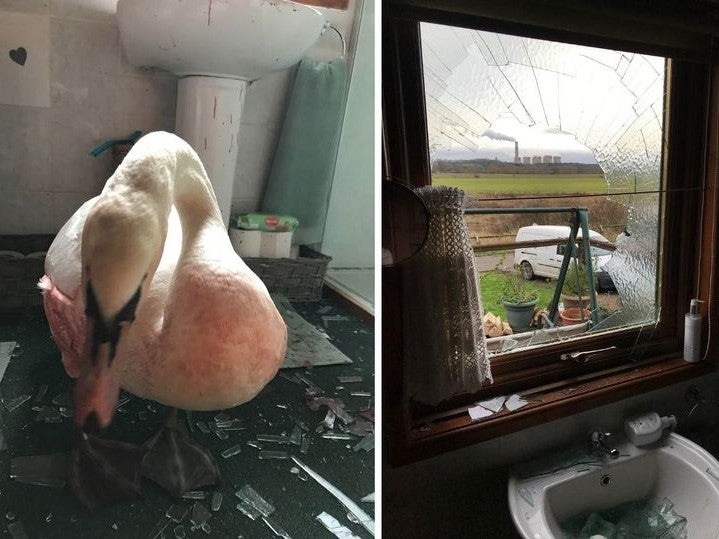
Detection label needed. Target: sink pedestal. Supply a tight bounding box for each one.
[175,77,248,227]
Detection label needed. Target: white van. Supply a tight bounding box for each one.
[514,225,615,290]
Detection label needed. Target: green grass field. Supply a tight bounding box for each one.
[479,272,556,319]
[433,173,607,196]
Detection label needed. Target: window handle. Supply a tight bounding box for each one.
[560,346,617,364]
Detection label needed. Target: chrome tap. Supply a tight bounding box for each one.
[589,431,620,458]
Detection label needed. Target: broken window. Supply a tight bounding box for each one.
[420,23,666,355]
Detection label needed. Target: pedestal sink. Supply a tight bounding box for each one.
[116,0,327,226]
[508,432,719,538]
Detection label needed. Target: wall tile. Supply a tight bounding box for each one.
[50,0,116,23]
[0,191,54,234]
[233,124,281,207]
[49,106,116,193]
[50,17,119,82]
[114,73,177,118]
[241,68,296,127]
[52,190,94,230]
[0,1,50,14]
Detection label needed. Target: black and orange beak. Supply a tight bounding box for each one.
[74,282,141,432]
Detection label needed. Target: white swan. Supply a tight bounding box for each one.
[40,131,287,504]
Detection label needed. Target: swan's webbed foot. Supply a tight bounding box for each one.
[140,409,220,497]
[70,431,145,510]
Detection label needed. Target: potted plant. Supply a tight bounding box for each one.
[561,261,591,309]
[501,272,539,333]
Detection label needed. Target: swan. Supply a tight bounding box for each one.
[39,131,287,507]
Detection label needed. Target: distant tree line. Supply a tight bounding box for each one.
[432,158,604,175]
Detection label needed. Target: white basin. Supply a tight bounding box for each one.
[116,0,327,80]
[508,432,719,538]
[116,0,329,227]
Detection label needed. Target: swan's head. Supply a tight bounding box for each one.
[74,198,162,431]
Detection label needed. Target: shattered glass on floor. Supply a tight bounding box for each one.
[0,294,374,538]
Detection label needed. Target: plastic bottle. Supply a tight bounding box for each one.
[684,298,704,362]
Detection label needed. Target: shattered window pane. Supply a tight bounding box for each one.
[420,23,665,354]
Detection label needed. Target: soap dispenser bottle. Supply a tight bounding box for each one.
[684,298,704,363]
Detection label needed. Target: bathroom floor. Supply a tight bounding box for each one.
[0,293,374,538]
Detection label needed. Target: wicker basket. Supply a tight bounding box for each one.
[243,246,331,301]
[0,235,53,311]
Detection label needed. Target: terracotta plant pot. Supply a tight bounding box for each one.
[559,307,591,326]
[561,293,591,310]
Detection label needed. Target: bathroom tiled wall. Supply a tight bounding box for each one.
[0,0,176,234]
[0,0,349,234]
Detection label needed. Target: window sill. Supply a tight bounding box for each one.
[396,356,714,465]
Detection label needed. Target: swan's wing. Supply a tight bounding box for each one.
[45,196,99,298]
[41,196,98,378]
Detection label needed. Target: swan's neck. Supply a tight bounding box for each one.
[102,132,223,258]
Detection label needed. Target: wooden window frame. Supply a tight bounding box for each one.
[382,4,719,466]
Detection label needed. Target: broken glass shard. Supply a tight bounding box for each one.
[215,419,244,430]
[181,491,206,500]
[190,502,211,528]
[10,453,70,488]
[322,315,350,328]
[316,512,361,539]
[257,434,290,444]
[259,450,289,460]
[196,421,210,434]
[59,407,73,418]
[337,375,363,383]
[51,392,72,408]
[291,457,375,536]
[165,504,188,523]
[7,521,28,539]
[235,485,275,517]
[34,384,48,402]
[350,392,371,397]
[35,405,62,423]
[247,441,261,450]
[518,487,534,507]
[116,395,131,408]
[289,425,303,446]
[468,405,494,422]
[221,445,242,459]
[323,409,337,429]
[215,430,229,440]
[322,432,353,441]
[214,412,231,423]
[300,435,310,454]
[5,395,31,412]
[478,396,506,413]
[149,517,171,539]
[186,411,195,433]
[275,404,289,409]
[353,435,374,452]
[0,342,17,383]
[263,516,292,539]
[361,492,375,503]
[506,394,529,411]
[173,525,186,539]
[6,511,16,520]
[211,492,223,512]
[236,501,262,521]
[200,522,211,534]
[45,513,52,523]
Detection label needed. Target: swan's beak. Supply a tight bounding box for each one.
[74,281,140,431]
[73,335,121,432]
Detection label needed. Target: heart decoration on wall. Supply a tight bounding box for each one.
[9,47,27,66]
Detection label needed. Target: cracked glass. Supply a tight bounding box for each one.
[420,23,666,356]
